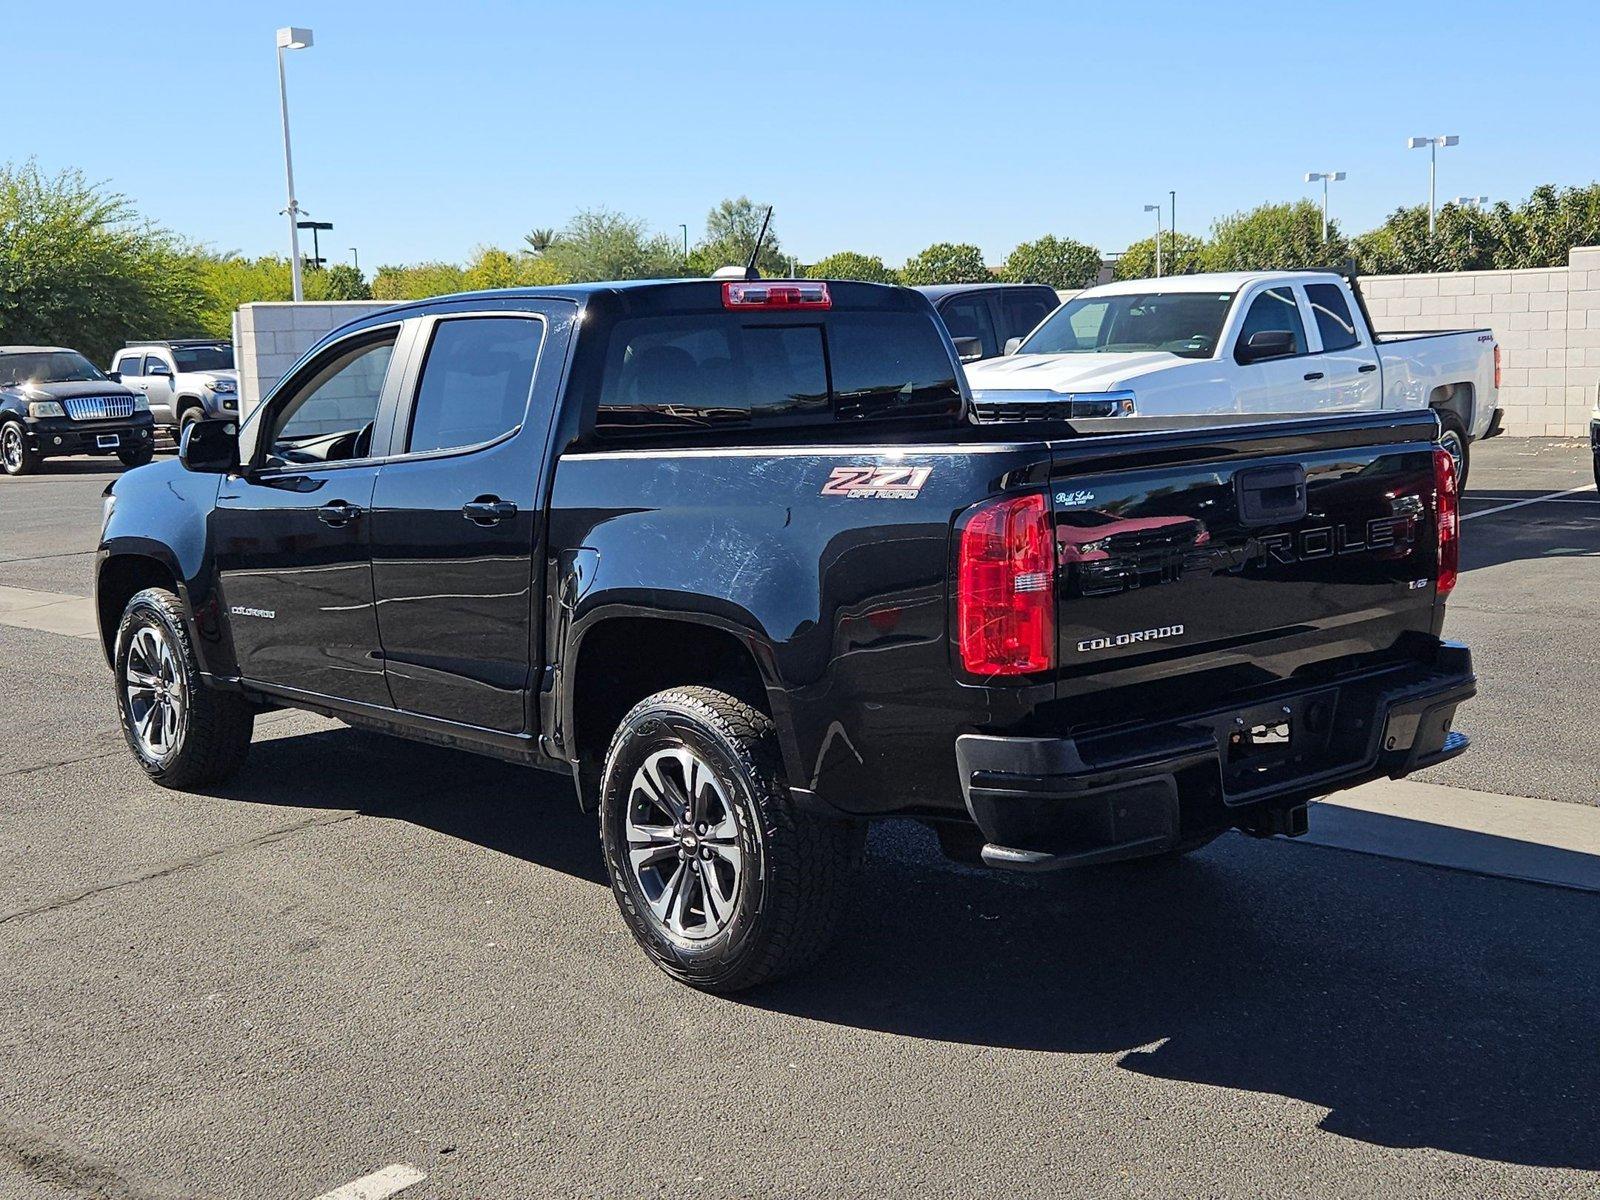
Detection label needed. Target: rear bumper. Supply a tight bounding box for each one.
[1482,407,1505,440]
[956,642,1475,872]
[26,414,155,456]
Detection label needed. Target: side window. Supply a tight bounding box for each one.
[406,317,544,455]
[265,332,396,464]
[999,293,1053,344]
[1304,283,1360,352]
[113,353,143,377]
[939,296,998,358]
[1234,288,1307,362]
[146,355,172,376]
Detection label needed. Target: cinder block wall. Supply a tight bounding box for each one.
[1358,245,1600,436]
[233,301,398,417]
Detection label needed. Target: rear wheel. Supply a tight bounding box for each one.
[598,686,862,992]
[1,421,39,476]
[115,588,254,788]
[117,444,153,468]
[1437,413,1470,491]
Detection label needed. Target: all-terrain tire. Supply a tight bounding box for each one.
[114,587,254,789]
[598,686,863,992]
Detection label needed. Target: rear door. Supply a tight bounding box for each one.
[368,304,570,733]
[1303,282,1380,411]
[1049,413,1441,718]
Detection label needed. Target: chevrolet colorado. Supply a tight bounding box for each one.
[96,279,1474,991]
[965,270,1499,486]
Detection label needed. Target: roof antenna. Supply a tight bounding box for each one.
[743,207,773,280]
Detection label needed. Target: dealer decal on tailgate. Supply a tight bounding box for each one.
[820,465,931,500]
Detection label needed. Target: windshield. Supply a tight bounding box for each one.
[0,351,108,387]
[173,345,234,372]
[1020,291,1235,359]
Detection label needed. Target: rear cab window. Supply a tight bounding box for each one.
[1304,283,1361,352]
[595,295,960,437]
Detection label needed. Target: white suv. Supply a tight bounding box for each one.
[110,340,239,440]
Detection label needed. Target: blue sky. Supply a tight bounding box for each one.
[10,0,1595,270]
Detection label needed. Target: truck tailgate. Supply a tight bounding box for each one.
[1046,411,1444,728]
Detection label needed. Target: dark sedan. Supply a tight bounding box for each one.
[0,347,156,475]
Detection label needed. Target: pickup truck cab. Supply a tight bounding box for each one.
[110,339,239,441]
[0,346,156,474]
[965,270,1499,485]
[916,283,1060,363]
[97,279,1474,992]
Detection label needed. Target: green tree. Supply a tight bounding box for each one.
[461,246,570,290]
[371,262,467,301]
[687,196,786,277]
[900,242,990,285]
[805,251,898,283]
[307,263,372,301]
[1500,184,1600,269]
[189,253,292,335]
[1353,203,1508,274]
[999,234,1101,290]
[0,161,207,362]
[544,208,680,281]
[1202,200,1350,272]
[1114,231,1207,279]
[522,227,555,255]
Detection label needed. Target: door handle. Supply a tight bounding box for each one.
[1358,364,1378,373]
[1303,371,1324,381]
[462,497,517,526]
[317,500,364,527]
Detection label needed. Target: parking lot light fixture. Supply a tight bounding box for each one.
[1407,135,1459,237]
[1143,204,1164,276]
[1453,195,1489,211]
[1303,171,1346,242]
[276,27,314,301]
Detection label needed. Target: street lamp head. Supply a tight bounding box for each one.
[1330,171,1347,182]
[1143,204,1161,213]
[276,26,312,50]
[1406,137,1429,149]
[1409,135,1458,149]
[1439,135,1460,147]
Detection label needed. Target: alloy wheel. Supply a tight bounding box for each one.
[624,746,744,941]
[1,425,21,472]
[124,625,185,759]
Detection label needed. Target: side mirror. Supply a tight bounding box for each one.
[1237,329,1295,364]
[180,418,239,474]
[148,362,173,378]
[106,370,121,382]
[1004,336,1024,355]
[951,336,984,362]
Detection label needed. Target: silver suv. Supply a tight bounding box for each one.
[110,340,239,439]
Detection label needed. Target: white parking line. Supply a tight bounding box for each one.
[1461,483,1597,521]
[311,1163,426,1200]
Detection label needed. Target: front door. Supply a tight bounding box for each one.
[211,326,403,708]
[368,310,557,733]
[1231,285,1317,413]
[142,354,178,425]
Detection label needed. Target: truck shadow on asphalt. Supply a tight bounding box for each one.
[219,726,1598,1172]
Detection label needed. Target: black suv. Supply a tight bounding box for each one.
[1,346,156,475]
[917,283,1059,361]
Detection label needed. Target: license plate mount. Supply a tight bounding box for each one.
[96,434,120,449]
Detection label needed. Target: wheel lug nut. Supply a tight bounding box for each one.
[696,823,707,835]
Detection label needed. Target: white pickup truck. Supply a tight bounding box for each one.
[963,269,1500,483]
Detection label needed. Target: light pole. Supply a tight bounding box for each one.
[1143,204,1165,276]
[1169,190,1176,276]
[1303,171,1346,242]
[276,27,313,300]
[349,247,360,272]
[1407,135,1459,237]
[679,223,689,266]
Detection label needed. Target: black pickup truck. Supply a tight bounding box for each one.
[96,279,1473,991]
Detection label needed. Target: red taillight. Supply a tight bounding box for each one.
[1434,447,1459,597]
[956,493,1056,677]
[1493,344,1501,389]
[722,280,831,310]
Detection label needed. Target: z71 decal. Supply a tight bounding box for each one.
[821,465,932,500]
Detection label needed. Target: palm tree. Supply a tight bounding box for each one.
[523,228,555,255]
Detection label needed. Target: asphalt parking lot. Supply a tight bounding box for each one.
[1,437,1596,1198]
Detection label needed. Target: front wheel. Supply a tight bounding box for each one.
[115,588,254,788]
[117,444,154,468]
[598,686,863,992]
[1,421,40,476]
